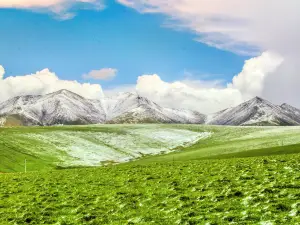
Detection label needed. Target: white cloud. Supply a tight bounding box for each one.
[130,51,282,114]
[104,84,136,97]
[262,56,300,106]
[135,74,242,113]
[0,67,104,103]
[230,51,284,99]
[0,0,105,19]
[117,0,300,56]
[0,51,287,114]
[83,68,118,80]
[0,65,4,80]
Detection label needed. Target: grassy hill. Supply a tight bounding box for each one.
[2,125,300,172]
[0,124,212,173]
[1,125,300,224]
[133,125,300,164]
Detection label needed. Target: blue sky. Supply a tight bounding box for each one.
[0,0,248,90]
[0,0,299,113]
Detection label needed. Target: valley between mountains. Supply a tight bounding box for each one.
[0,89,300,126]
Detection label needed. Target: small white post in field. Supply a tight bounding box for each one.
[25,159,27,173]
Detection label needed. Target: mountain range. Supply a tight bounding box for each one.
[0,89,299,126]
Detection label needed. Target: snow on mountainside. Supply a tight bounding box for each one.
[0,90,106,125]
[108,104,206,124]
[207,97,300,126]
[280,103,300,124]
[92,92,164,120]
[106,92,206,124]
[0,90,206,126]
[1,90,300,126]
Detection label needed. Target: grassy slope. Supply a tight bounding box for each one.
[0,126,126,172]
[202,143,300,160]
[133,125,300,164]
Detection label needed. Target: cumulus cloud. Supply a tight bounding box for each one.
[135,74,243,114]
[83,68,118,80]
[230,52,284,99]
[104,84,136,97]
[262,56,300,106]
[0,51,286,114]
[131,51,283,114]
[0,65,4,80]
[0,67,104,103]
[0,0,105,19]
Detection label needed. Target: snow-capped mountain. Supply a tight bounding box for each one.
[0,90,106,126]
[0,90,206,126]
[98,92,206,124]
[1,90,300,126]
[206,97,300,126]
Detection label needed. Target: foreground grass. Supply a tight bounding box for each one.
[1,125,300,224]
[1,153,300,225]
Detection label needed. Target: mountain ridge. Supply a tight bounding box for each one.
[0,90,206,126]
[0,89,299,126]
[207,96,300,126]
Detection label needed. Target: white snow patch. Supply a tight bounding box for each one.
[260,221,273,225]
[20,128,211,166]
[289,209,298,217]
[128,128,212,149]
[0,117,6,126]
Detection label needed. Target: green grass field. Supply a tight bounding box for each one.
[1,125,300,224]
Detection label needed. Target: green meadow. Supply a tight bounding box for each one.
[0,125,300,224]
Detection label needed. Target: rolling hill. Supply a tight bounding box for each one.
[2,124,300,172]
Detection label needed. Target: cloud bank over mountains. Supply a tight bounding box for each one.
[0,68,104,102]
[135,52,283,113]
[0,52,284,114]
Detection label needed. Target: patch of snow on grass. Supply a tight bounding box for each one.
[289,209,298,217]
[0,117,5,126]
[128,128,212,149]
[260,221,273,225]
[20,127,211,166]
[22,132,129,166]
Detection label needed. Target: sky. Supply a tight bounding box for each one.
[0,0,299,114]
